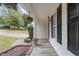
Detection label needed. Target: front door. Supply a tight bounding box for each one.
[68,3,79,55]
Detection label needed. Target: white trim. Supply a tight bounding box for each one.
[49,38,75,56]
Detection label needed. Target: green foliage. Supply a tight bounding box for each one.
[26,16,33,34]
[2,15,11,26]
[0,3,34,31]
[27,22,33,40]
[0,17,4,24]
[9,9,24,27]
[22,13,28,27]
[4,3,17,10]
[0,3,17,10]
[0,14,12,27]
[0,4,24,29]
[26,16,33,23]
[27,24,33,31]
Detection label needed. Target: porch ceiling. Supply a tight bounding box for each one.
[30,3,59,20]
[21,3,59,20]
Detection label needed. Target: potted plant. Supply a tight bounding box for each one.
[24,16,33,43]
[27,24,33,40]
[26,16,33,23]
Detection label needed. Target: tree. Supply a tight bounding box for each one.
[0,4,11,26]
[22,13,28,28]
[9,8,24,29]
[0,3,24,29]
[0,3,17,10]
[3,15,11,26]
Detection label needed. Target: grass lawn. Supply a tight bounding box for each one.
[0,36,17,51]
[0,29,28,34]
[0,29,28,51]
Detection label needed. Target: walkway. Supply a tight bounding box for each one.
[30,39,58,56]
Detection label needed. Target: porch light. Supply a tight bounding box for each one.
[48,16,51,21]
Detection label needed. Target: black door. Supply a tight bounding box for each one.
[67,3,79,55]
[57,4,62,44]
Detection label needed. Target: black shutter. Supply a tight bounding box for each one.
[67,3,79,55]
[57,4,62,44]
[51,16,53,38]
[48,21,50,39]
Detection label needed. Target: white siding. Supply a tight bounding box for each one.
[36,19,48,39]
[49,3,75,56]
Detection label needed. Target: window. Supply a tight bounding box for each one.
[53,14,56,38]
[57,4,62,44]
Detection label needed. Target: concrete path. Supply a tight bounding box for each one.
[0,32,29,39]
[30,39,58,56]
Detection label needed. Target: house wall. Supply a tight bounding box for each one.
[49,3,75,56]
[35,19,48,39]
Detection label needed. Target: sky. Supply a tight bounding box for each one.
[17,3,28,15]
[0,3,28,17]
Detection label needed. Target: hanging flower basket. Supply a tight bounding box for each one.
[26,16,33,23]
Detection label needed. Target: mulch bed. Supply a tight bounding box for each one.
[0,42,34,56]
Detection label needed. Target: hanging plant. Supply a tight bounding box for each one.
[26,16,33,23]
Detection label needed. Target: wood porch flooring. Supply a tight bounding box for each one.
[30,39,58,56]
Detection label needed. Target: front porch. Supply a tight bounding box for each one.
[31,39,58,56]
[0,3,78,56]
